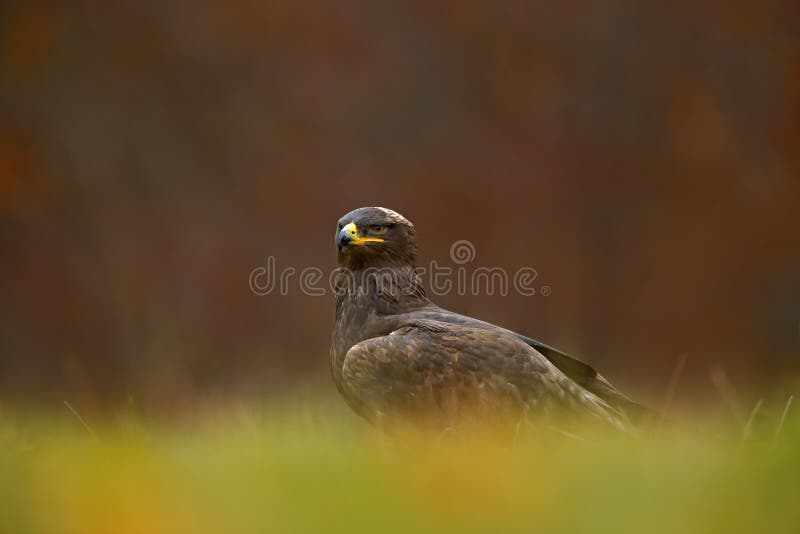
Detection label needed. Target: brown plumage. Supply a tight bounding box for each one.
[330,207,654,432]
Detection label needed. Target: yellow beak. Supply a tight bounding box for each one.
[341,222,384,246]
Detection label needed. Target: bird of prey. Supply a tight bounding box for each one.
[330,207,653,433]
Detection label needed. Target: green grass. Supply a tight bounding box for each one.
[1,397,798,534]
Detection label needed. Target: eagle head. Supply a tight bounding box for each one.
[335,207,417,269]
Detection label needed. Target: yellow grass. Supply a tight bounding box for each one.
[1,396,798,533]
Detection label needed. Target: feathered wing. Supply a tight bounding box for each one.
[514,334,659,425]
[340,320,628,431]
[397,306,657,426]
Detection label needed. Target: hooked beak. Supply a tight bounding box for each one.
[337,222,384,251]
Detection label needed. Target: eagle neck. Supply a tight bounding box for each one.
[335,262,427,311]
[331,261,430,394]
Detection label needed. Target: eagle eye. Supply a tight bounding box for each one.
[370,224,388,235]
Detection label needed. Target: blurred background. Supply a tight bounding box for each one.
[1,0,798,412]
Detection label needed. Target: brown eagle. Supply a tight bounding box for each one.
[331,207,653,432]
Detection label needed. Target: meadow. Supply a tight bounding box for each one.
[1,395,797,534]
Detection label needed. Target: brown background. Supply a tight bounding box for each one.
[1,1,798,410]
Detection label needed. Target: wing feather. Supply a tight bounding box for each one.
[340,321,627,430]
